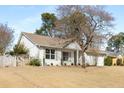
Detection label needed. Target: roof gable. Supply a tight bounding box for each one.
[21,32,79,49]
[64,41,82,50]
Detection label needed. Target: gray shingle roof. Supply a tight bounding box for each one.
[22,32,74,48]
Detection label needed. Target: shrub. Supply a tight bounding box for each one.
[71,63,74,66]
[29,58,41,66]
[13,43,28,55]
[5,51,14,56]
[117,59,122,65]
[78,63,80,65]
[64,63,66,66]
[51,63,53,66]
[86,63,90,66]
[104,56,112,66]
[9,51,15,56]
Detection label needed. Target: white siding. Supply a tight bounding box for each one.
[65,42,81,50]
[44,49,62,66]
[84,53,104,66]
[84,53,97,65]
[19,35,68,66]
[38,48,45,66]
[20,35,39,58]
[97,56,104,66]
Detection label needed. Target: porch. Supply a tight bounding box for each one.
[61,50,81,66]
[42,48,82,66]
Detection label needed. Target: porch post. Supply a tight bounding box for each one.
[76,50,79,65]
[61,51,63,66]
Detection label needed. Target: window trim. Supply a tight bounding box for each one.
[45,49,55,59]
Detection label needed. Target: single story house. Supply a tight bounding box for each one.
[18,32,106,66]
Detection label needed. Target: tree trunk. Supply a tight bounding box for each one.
[82,52,86,68]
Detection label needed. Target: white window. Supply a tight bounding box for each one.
[63,52,71,61]
[45,49,55,59]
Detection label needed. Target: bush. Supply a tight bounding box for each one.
[29,58,41,66]
[64,63,66,66]
[78,63,80,65]
[117,59,122,65]
[86,63,90,66]
[104,56,112,66]
[71,63,74,66]
[51,63,53,66]
[9,51,15,56]
[13,43,28,55]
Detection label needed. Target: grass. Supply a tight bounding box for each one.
[0,66,124,88]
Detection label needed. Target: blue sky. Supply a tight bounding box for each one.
[0,5,123,46]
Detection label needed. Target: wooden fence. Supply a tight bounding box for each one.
[0,55,16,67]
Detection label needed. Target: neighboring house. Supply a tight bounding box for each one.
[18,32,106,66]
[106,51,124,65]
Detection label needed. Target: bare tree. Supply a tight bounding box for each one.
[0,24,14,55]
[56,5,114,68]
